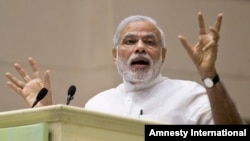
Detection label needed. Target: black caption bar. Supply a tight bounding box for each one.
[145,124,250,140]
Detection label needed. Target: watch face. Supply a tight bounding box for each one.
[204,78,213,88]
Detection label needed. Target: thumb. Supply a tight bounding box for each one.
[43,70,51,91]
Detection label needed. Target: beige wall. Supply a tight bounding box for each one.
[1,0,249,121]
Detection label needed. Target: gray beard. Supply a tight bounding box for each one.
[116,53,163,85]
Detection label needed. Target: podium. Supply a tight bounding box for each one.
[0,104,155,141]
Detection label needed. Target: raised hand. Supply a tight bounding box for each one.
[5,57,52,107]
[178,12,223,77]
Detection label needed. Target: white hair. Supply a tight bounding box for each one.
[113,15,166,48]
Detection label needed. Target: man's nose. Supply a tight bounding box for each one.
[135,40,146,54]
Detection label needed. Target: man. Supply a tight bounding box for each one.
[5,12,244,124]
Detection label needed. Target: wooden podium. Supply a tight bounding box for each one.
[0,104,155,141]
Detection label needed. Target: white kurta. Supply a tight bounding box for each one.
[85,74,214,124]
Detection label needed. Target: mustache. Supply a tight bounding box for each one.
[127,54,152,65]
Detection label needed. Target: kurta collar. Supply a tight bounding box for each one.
[123,74,165,92]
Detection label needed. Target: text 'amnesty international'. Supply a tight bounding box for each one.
[145,125,249,140]
[148,128,246,138]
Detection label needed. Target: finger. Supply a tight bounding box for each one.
[198,12,206,35]
[39,70,53,105]
[14,63,32,82]
[6,81,23,95]
[214,13,223,32]
[6,72,25,89]
[28,57,41,79]
[178,35,193,54]
[202,40,217,51]
[43,70,51,89]
[210,26,220,42]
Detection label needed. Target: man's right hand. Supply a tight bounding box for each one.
[5,57,52,108]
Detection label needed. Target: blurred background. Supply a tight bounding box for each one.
[0,0,249,123]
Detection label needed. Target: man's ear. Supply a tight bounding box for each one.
[161,48,167,63]
[112,48,117,63]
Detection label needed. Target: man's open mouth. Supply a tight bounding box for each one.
[131,57,150,68]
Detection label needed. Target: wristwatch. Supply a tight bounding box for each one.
[202,74,220,88]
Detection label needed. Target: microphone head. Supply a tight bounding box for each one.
[68,85,76,97]
[37,88,48,101]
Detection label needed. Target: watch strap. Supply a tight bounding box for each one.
[213,74,220,85]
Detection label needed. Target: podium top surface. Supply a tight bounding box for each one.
[0,104,156,135]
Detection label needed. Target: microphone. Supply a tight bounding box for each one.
[32,88,48,108]
[66,85,76,105]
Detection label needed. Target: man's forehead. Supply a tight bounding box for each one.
[120,21,161,38]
